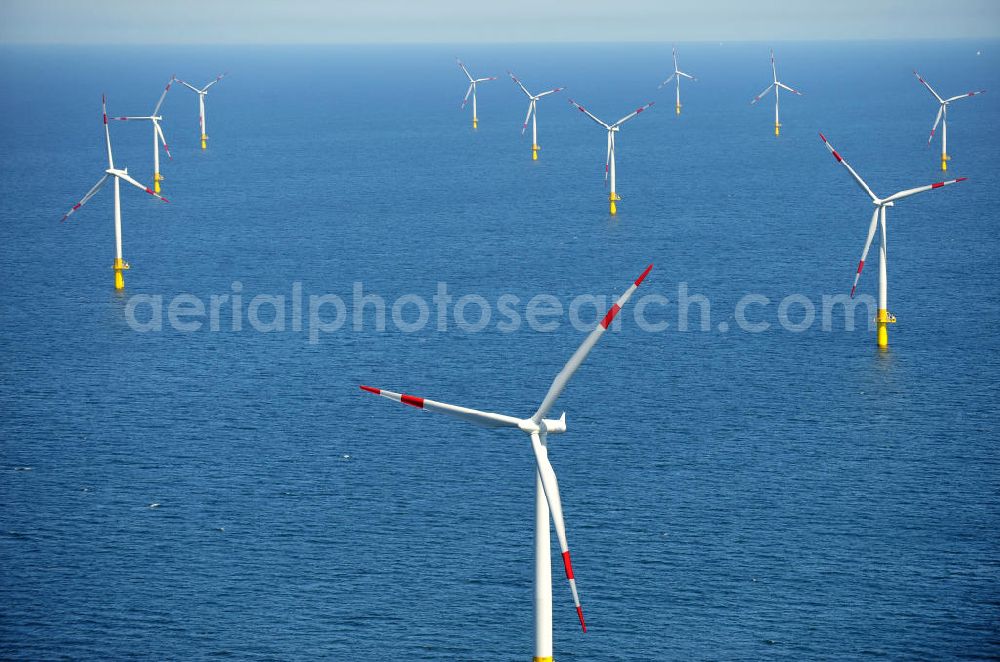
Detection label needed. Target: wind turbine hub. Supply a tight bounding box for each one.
[518,419,541,434]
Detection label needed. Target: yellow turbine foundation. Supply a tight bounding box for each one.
[472,117,478,129]
[775,122,781,136]
[533,657,554,662]
[676,104,681,115]
[609,192,620,216]
[201,134,207,149]
[113,258,130,291]
[877,309,895,349]
[532,144,539,160]
[154,172,163,193]
[941,154,949,171]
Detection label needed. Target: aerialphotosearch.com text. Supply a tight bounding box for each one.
[124,281,878,343]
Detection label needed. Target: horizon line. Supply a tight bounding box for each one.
[2,36,998,47]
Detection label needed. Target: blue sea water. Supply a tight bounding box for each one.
[1,41,998,660]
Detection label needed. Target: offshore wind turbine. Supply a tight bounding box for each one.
[508,71,564,160]
[913,70,986,171]
[457,59,496,129]
[819,133,966,349]
[658,47,697,115]
[568,98,654,216]
[750,49,802,136]
[178,73,226,149]
[112,75,176,193]
[360,264,652,662]
[61,96,169,290]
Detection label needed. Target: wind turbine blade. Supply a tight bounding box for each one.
[475,77,497,83]
[658,73,676,89]
[612,101,654,127]
[945,89,986,103]
[155,122,172,159]
[673,46,679,71]
[521,100,533,136]
[177,79,202,94]
[604,131,611,183]
[819,133,879,202]
[113,170,170,202]
[777,82,802,95]
[850,208,881,298]
[60,174,110,222]
[912,71,944,103]
[531,264,653,424]
[927,105,944,145]
[535,87,565,98]
[461,83,474,109]
[882,176,967,204]
[152,75,175,115]
[508,71,532,97]
[358,385,522,429]
[202,72,226,91]
[567,99,610,128]
[771,49,778,81]
[530,430,586,633]
[102,95,113,169]
[111,116,151,121]
[678,71,696,81]
[750,84,774,105]
[456,59,474,82]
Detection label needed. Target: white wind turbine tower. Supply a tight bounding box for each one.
[819,133,966,349]
[659,46,697,115]
[61,96,169,291]
[457,59,496,129]
[508,71,565,160]
[112,76,176,193]
[360,264,653,662]
[568,98,655,216]
[913,70,986,171]
[750,49,802,136]
[178,73,226,149]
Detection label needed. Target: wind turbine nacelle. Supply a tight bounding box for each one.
[542,413,567,435]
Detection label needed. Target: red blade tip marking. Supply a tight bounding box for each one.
[850,286,857,298]
[931,182,944,189]
[401,394,425,409]
[634,264,653,286]
[956,177,967,182]
[576,606,587,632]
[360,385,380,394]
[856,260,864,274]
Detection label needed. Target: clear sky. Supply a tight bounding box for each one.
[1,0,998,44]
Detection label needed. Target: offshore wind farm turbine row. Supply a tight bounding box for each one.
[455,50,980,351]
[61,74,227,290]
